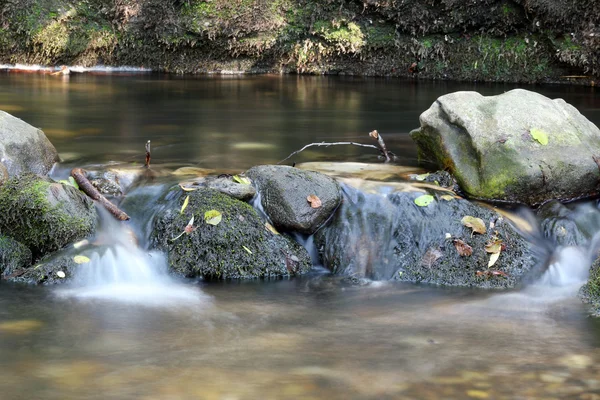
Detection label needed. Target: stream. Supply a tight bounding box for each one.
[1,72,600,399]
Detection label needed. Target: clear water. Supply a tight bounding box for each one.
[1,73,600,399]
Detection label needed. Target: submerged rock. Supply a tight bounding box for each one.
[0,110,60,177]
[246,165,341,234]
[316,184,542,288]
[0,235,32,278]
[0,174,97,259]
[537,200,600,247]
[151,188,312,279]
[411,89,600,205]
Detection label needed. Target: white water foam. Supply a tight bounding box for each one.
[0,63,152,73]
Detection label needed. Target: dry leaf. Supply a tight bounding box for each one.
[180,195,190,214]
[453,239,473,256]
[56,271,66,278]
[440,195,454,201]
[461,216,487,235]
[307,194,322,209]
[242,245,253,254]
[477,270,508,278]
[179,181,199,192]
[265,222,279,235]
[421,247,443,267]
[484,238,503,254]
[488,252,500,268]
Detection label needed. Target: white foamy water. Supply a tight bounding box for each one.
[0,63,152,73]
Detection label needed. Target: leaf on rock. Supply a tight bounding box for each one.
[73,255,90,264]
[232,175,251,185]
[179,181,199,192]
[68,176,79,190]
[530,128,548,145]
[484,238,503,254]
[56,271,66,278]
[180,195,190,214]
[488,251,500,268]
[242,245,253,254]
[461,216,487,235]
[414,194,434,207]
[415,173,430,181]
[307,194,322,209]
[440,195,454,201]
[204,210,222,226]
[265,222,279,235]
[421,247,443,267]
[453,239,473,256]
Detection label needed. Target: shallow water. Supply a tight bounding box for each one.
[1,73,600,399]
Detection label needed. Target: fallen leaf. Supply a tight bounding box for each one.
[265,222,279,234]
[180,195,190,214]
[204,210,222,225]
[68,176,79,190]
[477,270,508,278]
[445,233,452,239]
[307,194,322,208]
[171,216,195,241]
[453,239,473,256]
[488,251,500,267]
[73,255,90,264]
[242,245,253,254]
[73,239,89,249]
[232,175,251,185]
[461,216,487,235]
[56,271,66,278]
[414,194,434,207]
[415,173,430,181]
[530,128,549,145]
[421,247,443,267]
[179,181,199,192]
[484,238,503,254]
[440,195,454,201]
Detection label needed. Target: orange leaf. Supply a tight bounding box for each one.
[453,238,473,257]
[307,194,322,209]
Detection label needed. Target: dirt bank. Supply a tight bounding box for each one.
[0,0,597,83]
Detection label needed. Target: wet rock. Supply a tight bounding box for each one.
[151,188,312,279]
[0,110,60,177]
[0,162,8,186]
[86,167,146,196]
[411,89,600,205]
[315,184,542,288]
[537,200,600,246]
[246,165,341,234]
[178,176,256,201]
[0,235,32,278]
[579,258,600,317]
[410,170,459,191]
[0,174,97,259]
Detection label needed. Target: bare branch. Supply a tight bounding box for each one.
[277,142,379,165]
[71,168,130,221]
[145,140,151,168]
[369,130,392,162]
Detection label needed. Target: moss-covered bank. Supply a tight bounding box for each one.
[0,0,597,83]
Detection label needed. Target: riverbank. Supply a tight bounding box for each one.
[0,0,597,84]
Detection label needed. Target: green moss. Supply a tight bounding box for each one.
[366,24,396,49]
[313,20,365,53]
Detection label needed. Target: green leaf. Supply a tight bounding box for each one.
[73,255,90,264]
[233,175,251,185]
[414,173,430,181]
[68,176,79,189]
[204,210,222,226]
[180,195,190,214]
[530,128,548,145]
[242,245,252,254]
[414,194,434,207]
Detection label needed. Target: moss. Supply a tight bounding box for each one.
[313,20,365,53]
[365,24,396,49]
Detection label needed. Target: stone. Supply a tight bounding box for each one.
[151,188,312,279]
[0,174,97,259]
[0,235,32,278]
[537,200,600,247]
[178,176,256,201]
[410,89,600,205]
[0,110,60,177]
[246,165,341,234]
[0,162,8,186]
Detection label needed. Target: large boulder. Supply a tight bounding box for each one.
[0,174,97,259]
[246,165,341,234]
[0,111,60,177]
[151,188,312,279]
[410,89,600,205]
[0,236,32,278]
[315,184,543,288]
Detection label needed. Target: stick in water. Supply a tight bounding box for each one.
[145,140,151,168]
[70,168,130,221]
[277,142,379,165]
[369,130,392,162]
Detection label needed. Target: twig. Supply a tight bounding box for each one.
[277,142,379,165]
[145,140,151,168]
[369,130,393,162]
[71,168,130,221]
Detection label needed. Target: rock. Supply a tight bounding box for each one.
[151,188,312,279]
[178,176,256,201]
[246,165,341,234]
[0,111,60,177]
[85,166,147,196]
[410,89,600,205]
[579,258,600,317]
[0,162,8,186]
[0,236,32,278]
[315,184,542,288]
[0,174,97,259]
[537,200,600,247]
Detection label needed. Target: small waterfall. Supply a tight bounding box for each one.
[57,207,210,307]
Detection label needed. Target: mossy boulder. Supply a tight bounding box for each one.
[151,188,312,279]
[0,235,32,278]
[6,248,89,285]
[410,89,600,205]
[0,174,97,259]
[246,165,341,235]
[579,257,600,317]
[315,184,542,288]
[0,110,60,178]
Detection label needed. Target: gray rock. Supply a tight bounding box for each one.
[410,89,600,205]
[151,187,312,279]
[246,165,341,234]
[179,176,256,201]
[0,110,60,177]
[579,258,600,317]
[0,162,8,186]
[0,235,32,278]
[0,174,97,259]
[315,184,543,288]
[537,200,600,247]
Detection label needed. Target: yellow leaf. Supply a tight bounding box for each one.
[441,195,454,201]
[180,195,190,214]
[242,245,253,254]
[204,210,222,226]
[232,175,251,185]
[488,252,500,268]
[179,181,199,192]
[461,216,487,235]
[530,128,548,145]
[415,173,430,181]
[265,222,279,235]
[485,239,503,254]
[414,194,434,207]
[73,255,90,264]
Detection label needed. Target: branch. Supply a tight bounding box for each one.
[145,140,151,168]
[277,142,379,165]
[369,130,393,162]
[71,168,130,221]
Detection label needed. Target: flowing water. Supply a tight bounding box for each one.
[1,72,600,399]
